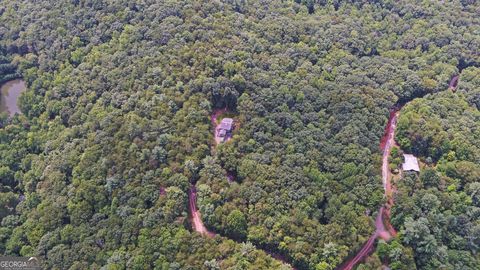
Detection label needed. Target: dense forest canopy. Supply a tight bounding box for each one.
[0,45,20,84]
[0,1,478,269]
[383,73,480,270]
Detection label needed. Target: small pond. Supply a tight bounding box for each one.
[0,79,26,116]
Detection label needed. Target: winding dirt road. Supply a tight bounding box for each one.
[192,76,460,268]
[339,75,460,269]
[189,185,215,237]
[338,108,399,270]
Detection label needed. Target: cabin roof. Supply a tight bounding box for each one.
[402,154,420,172]
[219,118,233,130]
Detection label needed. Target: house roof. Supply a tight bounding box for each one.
[402,154,420,172]
[219,118,233,130]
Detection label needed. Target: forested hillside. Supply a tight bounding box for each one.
[0,1,478,269]
[376,72,480,270]
[356,69,480,269]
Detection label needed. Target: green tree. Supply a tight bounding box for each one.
[226,210,247,240]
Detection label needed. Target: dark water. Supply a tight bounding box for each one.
[0,79,26,116]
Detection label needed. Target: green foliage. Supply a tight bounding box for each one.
[0,48,20,84]
[391,89,479,269]
[396,91,480,163]
[225,210,247,240]
[0,0,478,269]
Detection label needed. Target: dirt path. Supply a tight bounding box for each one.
[380,109,399,238]
[338,108,400,270]
[187,108,295,268]
[187,76,461,268]
[338,75,461,269]
[187,108,231,237]
[188,185,215,237]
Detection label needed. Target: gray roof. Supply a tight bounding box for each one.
[402,154,420,172]
[219,118,233,130]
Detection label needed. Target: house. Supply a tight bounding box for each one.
[402,154,420,172]
[219,118,233,131]
[218,118,234,140]
[448,75,459,91]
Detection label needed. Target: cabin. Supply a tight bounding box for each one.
[448,75,459,91]
[218,118,234,140]
[402,154,420,172]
